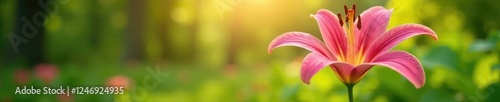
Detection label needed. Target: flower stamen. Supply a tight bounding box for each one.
[341,3,364,65]
[344,5,348,15]
[357,15,362,29]
[337,13,344,26]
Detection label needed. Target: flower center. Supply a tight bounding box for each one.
[337,4,363,65]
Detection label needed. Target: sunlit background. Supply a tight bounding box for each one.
[1,0,500,101]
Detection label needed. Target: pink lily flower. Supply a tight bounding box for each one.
[14,68,30,85]
[268,4,437,89]
[34,63,59,85]
[106,75,132,89]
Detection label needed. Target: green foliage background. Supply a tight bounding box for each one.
[1,0,500,101]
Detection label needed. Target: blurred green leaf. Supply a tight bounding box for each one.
[486,83,500,102]
[423,46,459,69]
[493,64,500,71]
[469,40,495,52]
[419,90,455,102]
[280,84,299,101]
[375,67,418,101]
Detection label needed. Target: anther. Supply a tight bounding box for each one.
[344,5,348,15]
[357,15,362,29]
[352,4,356,12]
[337,13,344,26]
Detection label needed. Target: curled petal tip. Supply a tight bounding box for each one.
[415,77,426,89]
[413,82,425,89]
[303,81,311,85]
[267,45,274,54]
[415,85,424,89]
[431,31,438,41]
[409,24,438,41]
[301,73,311,85]
[420,25,439,41]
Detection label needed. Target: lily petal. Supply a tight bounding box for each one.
[268,32,333,59]
[363,51,426,88]
[355,6,393,54]
[312,9,347,59]
[349,64,373,84]
[366,24,438,61]
[301,53,335,84]
[300,52,357,85]
[330,62,355,84]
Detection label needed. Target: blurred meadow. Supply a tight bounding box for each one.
[1,0,500,102]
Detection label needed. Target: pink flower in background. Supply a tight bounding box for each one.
[14,68,30,85]
[34,63,59,85]
[268,4,438,88]
[106,75,132,89]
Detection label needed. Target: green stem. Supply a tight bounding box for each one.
[346,84,354,102]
